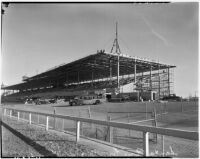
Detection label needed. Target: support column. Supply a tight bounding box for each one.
[109,59,112,81]
[77,71,79,84]
[66,72,68,84]
[117,55,120,89]
[134,59,137,84]
[56,79,58,88]
[167,67,170,95]
[150,65,152,90]
[141,71,144,94]
[158,65,160,99]
[91,72,94,87]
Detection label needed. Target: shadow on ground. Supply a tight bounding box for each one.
[1,121,57,157]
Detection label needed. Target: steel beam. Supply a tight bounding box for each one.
[134,59,137,84]
[168,67,170,95]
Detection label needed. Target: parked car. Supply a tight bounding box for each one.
[69,95,104,106]
[69,98,84,106]
[35,99,50,105]
[162,94,181,101]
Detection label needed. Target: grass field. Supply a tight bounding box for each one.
[2,101,199,157]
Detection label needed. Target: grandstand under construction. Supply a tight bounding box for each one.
[2,23,175,103]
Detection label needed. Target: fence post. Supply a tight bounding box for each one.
[9,110,12,117]
[127,112,131,137]
[29,113,32,124]
[79,111,83,135]
[46,116,49,131]
[53,108,56,129]
[152,108,157,143]
[127,112,130,123]
[17,112,20,120]
[161,135,165,156]
[76,121,80,142]
[107,116,113,143]
[143,131,149,156]
[154,109,158,142]
[62,119,65,131]
[88,107,91,118]
[96,127,98,139]
[145,102,147,119]
[88,107,92,131]
[37,114,40,124]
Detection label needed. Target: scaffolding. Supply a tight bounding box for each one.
[135,67,174,99]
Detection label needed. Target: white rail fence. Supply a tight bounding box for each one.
[2,107,198,157]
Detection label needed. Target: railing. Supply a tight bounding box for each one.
[2,107,198,157]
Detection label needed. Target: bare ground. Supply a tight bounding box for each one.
[1,116,115,157]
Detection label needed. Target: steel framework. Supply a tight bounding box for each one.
[2,23,175,99]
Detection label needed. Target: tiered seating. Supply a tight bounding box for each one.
[2,76,137,102]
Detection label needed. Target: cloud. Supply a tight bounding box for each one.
[151,29,169,46]
[141,16,170,46]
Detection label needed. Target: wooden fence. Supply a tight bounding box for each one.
[2,107,198,157]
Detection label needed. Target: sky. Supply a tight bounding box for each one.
[1,2,198,98]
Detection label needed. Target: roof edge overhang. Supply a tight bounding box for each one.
[2,51,176,90]
[24,51,176,81]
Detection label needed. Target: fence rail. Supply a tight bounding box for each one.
[2,107,198,157]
